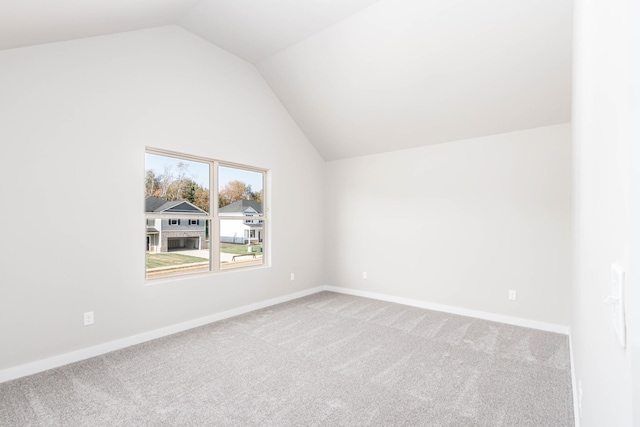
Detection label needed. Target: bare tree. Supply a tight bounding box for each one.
[158,164,173,198]
[173,162,190,200]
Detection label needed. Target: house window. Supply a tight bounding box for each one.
[145,149,268,280]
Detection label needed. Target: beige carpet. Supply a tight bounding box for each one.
[0,291,574,426]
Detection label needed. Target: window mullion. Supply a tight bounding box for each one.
[211,161,220,272]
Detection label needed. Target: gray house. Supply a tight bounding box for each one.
[145,196,207,252]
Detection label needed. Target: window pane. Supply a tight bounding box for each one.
[145,218,210,279]
[145,150,267,280]
[218,166,263,215]
[145,153,210,214]
[220,219,264,270]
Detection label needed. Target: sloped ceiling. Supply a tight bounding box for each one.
[0,0,572,160]
[0,0,201,51]
[256,0,573,160]
[178,0,381,64]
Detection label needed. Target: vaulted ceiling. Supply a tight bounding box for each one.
[0,0,573,160]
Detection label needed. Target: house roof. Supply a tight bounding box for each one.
[219,199,263,214]
[145,196,207,214]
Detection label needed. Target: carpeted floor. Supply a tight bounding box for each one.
[0,291,574,426]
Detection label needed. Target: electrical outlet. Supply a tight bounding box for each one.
[508,290,517,301]
[362,272,367,279]
[290,272,295,281]
[83,311,94,326]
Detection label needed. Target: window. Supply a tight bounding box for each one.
[144,149,267,280]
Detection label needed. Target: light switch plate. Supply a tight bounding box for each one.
[606,264,626,348]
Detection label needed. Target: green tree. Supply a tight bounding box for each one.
[180,178,198,203]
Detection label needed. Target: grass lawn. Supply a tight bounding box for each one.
[146,253,208,269]
[220,243,263,255]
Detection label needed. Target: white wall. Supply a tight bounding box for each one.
[325,124,572,326]
[632,0,640,418]
[0,26,325,371]
[572,0,636,425]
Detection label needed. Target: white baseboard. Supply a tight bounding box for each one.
[323,286,570,335]
[1,284,570,384]
[0,286,324,384]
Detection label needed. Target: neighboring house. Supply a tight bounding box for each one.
[145,196,207,253]
[219,200,263,244]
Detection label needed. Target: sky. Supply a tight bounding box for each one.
[145,153,263,191]
[219,166,263,192]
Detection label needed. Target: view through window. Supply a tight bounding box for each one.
[144,150,267,279]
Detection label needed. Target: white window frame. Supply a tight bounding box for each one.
[145,147,269,280]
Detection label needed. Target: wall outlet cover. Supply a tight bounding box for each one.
[83,311,94,326]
